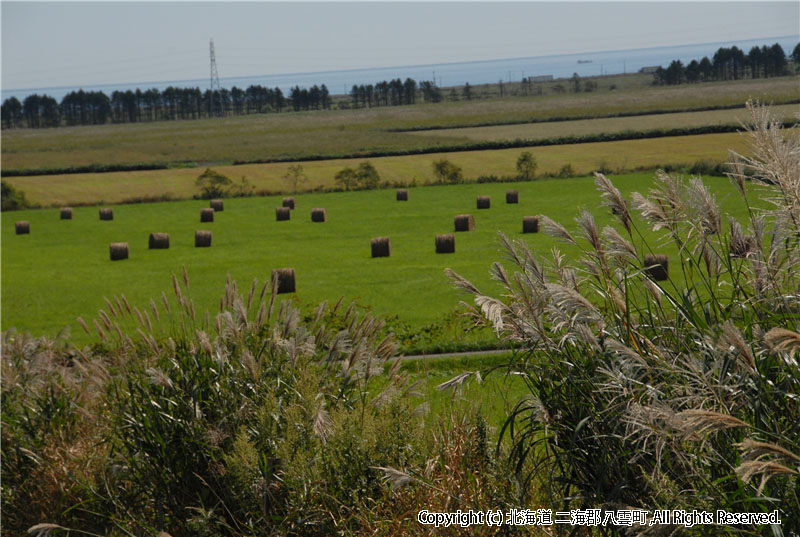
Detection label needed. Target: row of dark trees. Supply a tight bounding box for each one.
[349,78,422,108]
[1,84,290,129]
[653,42,799,85]
[2,76,439,128]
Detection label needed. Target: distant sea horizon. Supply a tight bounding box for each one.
[3,34,797,102]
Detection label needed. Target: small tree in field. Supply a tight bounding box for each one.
[195,168,232,199]
[356,161,380,189]
[283,164,308,193]
[432,159,463,184]
[516,151,538,180]
[334,167,358,191]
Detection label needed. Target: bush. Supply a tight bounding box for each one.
[1,181,30,210]
[432,159,463,184]
[447,102,800,535]
[556,163,575,178]
[195,168,233,199]
[515,151,538,180]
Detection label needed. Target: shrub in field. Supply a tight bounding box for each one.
[515,151,538,181]
[432,159,464,184]
[446,102,800,535]
[195,168,233,199]
[1,180,31,210]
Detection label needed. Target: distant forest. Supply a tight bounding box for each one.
[653,42,799,85]
[2,42,798,129]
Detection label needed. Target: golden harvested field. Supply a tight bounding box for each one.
[5,132,754,207]
[409,103,800,141]
[2,76,797,171]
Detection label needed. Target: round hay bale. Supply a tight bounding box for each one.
[282,197,296,209]
[371,237,391,258]
[477,196,491,209]
[109,242,129,261]
[195,230,212,247]
[311,208,327,222]
[99,208,114,220]
[506,190,519,204]
[435,233,455,254]
[148,232,170,249]
[396,189,408,201]
[200,208,215,222]
[15,221,30,234]
[643,254,669,281]
[276,207,291,221]
[454,214,475,232]
[210,199,224,212]
[272,268,296,294]
[523,216,539,233]
[60,207,73,220]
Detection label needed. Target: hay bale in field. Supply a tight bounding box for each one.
[276,207,291,221]
[477,196,490,209]
[15,221,30,234]
[109,242,129,261]
[200,208,215,222]
[454,214,475,232]
[311,208,327,222]
[396,189,408,201]
[60,207,73,220]
[210,199,224,212]
[506,190,519,204]
[643,254,669,281]
[282,197,296,209]
[435,233,455,253]
[195,230,212,247]
[371,237,391,258]
[523,216,539,233]
[99,208,114,220]
[148,233,170,249]
[272,268,296,294]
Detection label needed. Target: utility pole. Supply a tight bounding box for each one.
[209,38,222,117]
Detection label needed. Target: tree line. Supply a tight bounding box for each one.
[348,78,446,109]
[653,42,799,85]
[1,76,442,129]
[1,84,291,129]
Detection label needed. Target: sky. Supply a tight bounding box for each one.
[2,1,798,91]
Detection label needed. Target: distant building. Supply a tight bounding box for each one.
[528,75,554,83]
[639,66,660,74]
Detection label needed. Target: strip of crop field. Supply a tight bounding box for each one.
[3,132,753,207]
[390,100,800,132]
[403,103,800,141]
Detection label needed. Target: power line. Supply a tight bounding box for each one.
[209,38,222,116]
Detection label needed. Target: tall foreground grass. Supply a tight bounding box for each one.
[448,101,799,535]
[2,270,515,535]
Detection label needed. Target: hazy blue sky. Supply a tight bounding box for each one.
[2,1,798,90]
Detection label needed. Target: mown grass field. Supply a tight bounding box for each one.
[5,132,754,207]
[2,76,797,171]
[411,103,800,141]
[2,171,765,348]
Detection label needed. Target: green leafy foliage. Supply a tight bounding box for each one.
[195,167,233,199]
[431,158,463,184]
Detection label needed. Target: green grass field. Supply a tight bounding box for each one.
[5,132,754,207]
[2,171,764,348]
[2,76,797,172]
